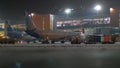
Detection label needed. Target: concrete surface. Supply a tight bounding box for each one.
[0,44,120,68]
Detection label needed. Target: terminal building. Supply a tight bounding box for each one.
[55,8,120,35]
[56,17,110,30]
[0,8,120,35]
[29,13,110,32]
[28,11,120,36]
[110,8,120,27]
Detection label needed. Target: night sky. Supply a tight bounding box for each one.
[0,0,119,22]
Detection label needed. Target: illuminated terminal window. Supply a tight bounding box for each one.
[57,17,110,27]
[12,24,26,29]
[0,23,5,29]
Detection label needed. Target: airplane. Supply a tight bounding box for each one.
[4,20,36,43]
[4,20,22,39]
[24,12,80,44]
[21,32,37,43]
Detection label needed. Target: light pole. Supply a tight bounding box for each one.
[64,8,73,31]
[64,8,73,18]
[94,5,102,24]
[94,5,102,17]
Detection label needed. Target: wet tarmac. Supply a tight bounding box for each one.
[0,44,120,68]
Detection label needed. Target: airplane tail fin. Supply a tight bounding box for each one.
[4,20,22,39]
[24,12,44,39]
[4,20,14,33]
[25,11,36,30]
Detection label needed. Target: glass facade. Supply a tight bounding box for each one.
[56,17,110,29]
